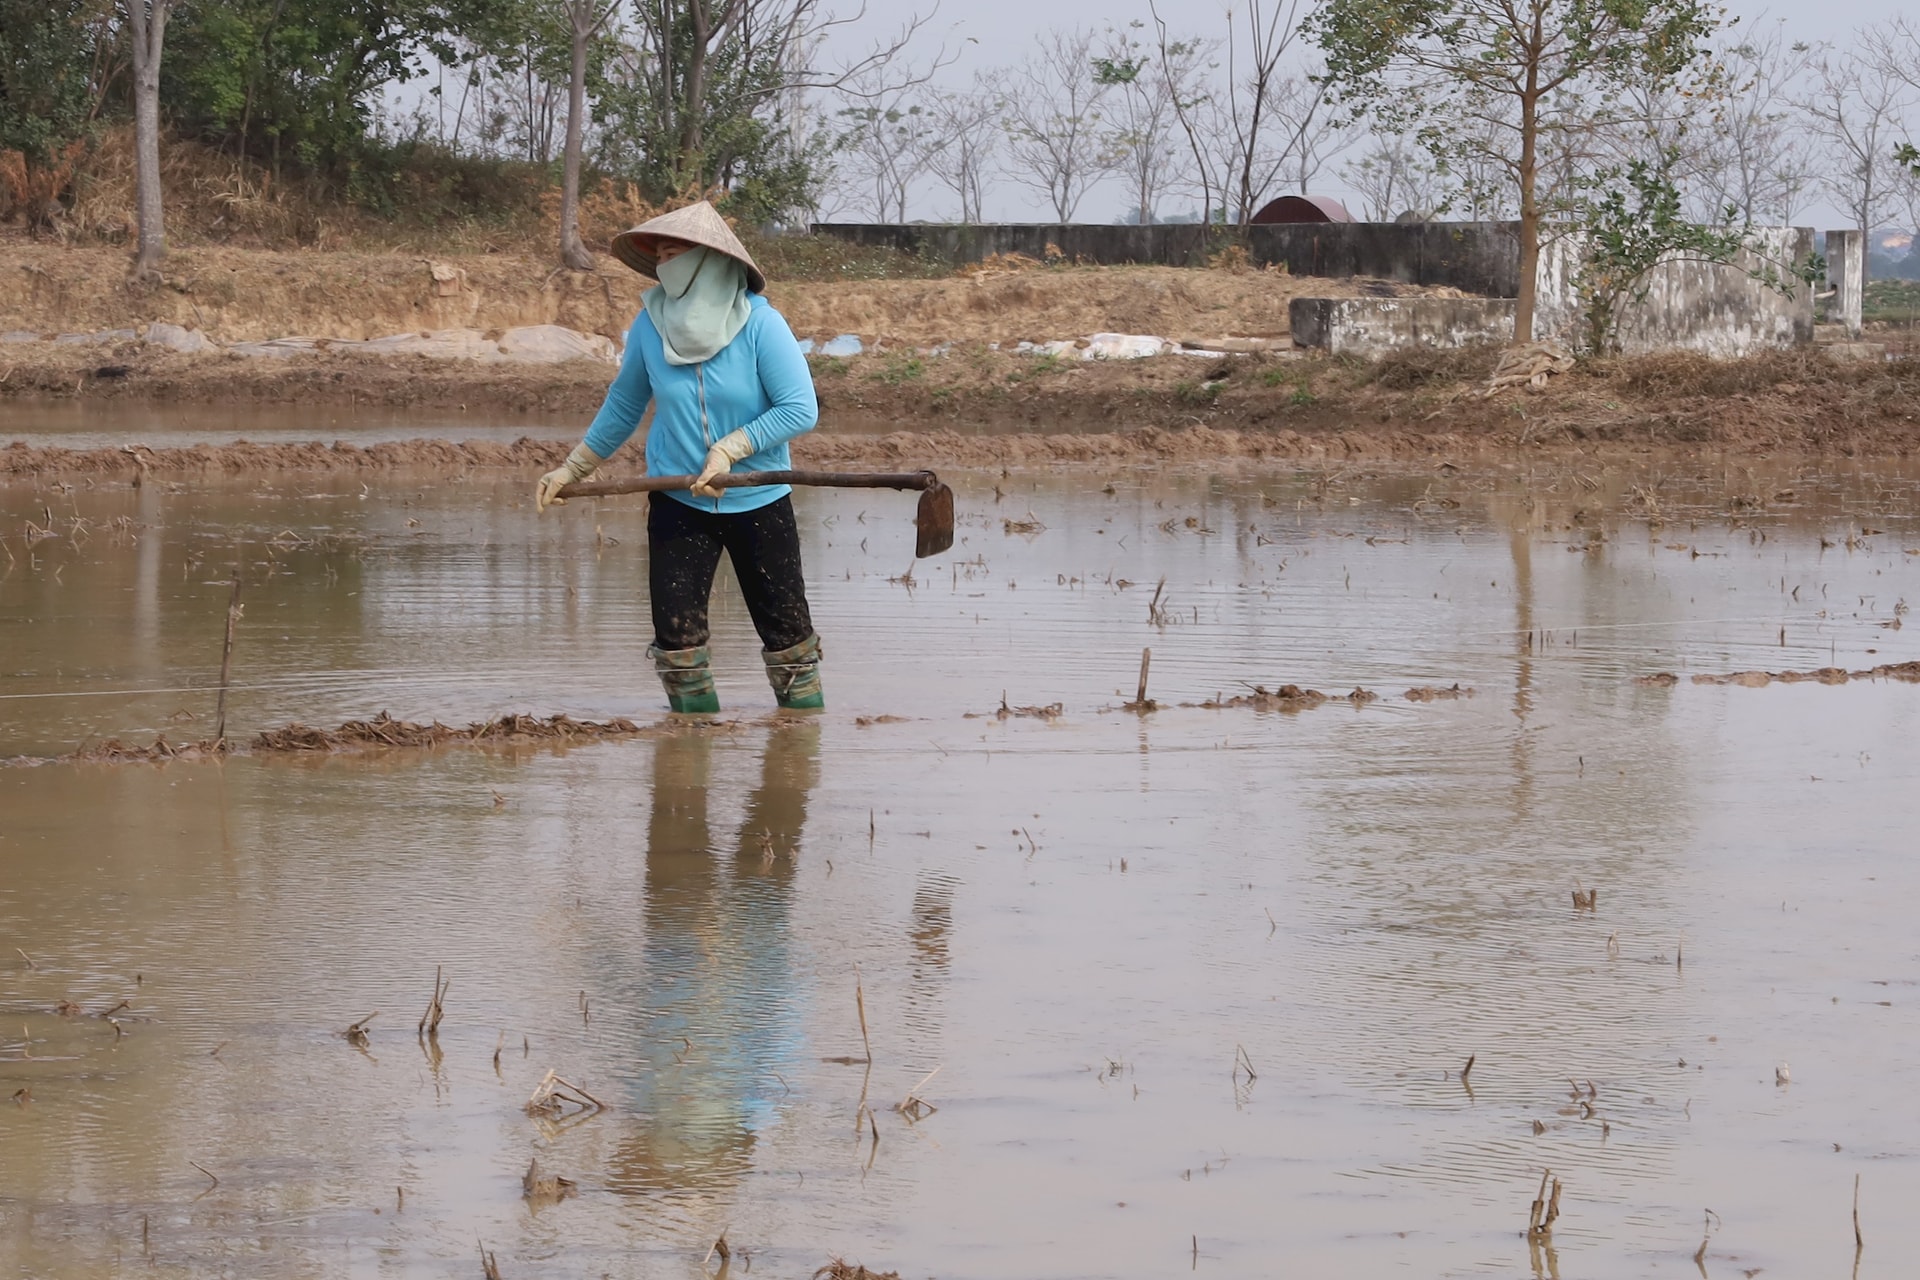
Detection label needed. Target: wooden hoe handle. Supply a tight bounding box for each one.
[558,470,941,499]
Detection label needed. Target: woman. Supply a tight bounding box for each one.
[536,201,823,713]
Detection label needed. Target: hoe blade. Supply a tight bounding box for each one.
[914,481,955,558]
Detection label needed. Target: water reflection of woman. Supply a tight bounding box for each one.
[607,723,818,1196]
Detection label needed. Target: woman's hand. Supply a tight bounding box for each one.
[536,444,604,512]
[691,430,755,499]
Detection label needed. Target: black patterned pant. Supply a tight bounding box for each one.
[646,493,814,652]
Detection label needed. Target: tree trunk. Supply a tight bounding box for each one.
[679,2,712,182]
[127,0,170,280]
[558,8,594,271]
[1510,2,1553,345]
[1514,137,1539,343]
[1512,88,1541,343]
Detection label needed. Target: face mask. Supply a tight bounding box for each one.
[647,247,752,366]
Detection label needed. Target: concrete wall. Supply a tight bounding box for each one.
[1532,227,1816,356]
[1826,229,1864,338]
[1290,297,1516,354]
[809,222,1522,295]
[812,220,1816,356]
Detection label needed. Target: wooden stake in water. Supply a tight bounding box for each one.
[214,575,242,746]
[1137,647,1152,704]
[855,965,873,1064]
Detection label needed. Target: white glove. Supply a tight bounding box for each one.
[536,443,603,512]
[690,429,755,499]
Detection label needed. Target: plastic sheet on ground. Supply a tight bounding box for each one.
[491,325,617,364]
[53,330,138,346]
[227,337,326,358]
[144,323,216,354]
[1080,333,1176,360]
[799,334,863,358]
[356,329,501,360]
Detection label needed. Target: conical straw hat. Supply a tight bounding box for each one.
[610,201,766,293]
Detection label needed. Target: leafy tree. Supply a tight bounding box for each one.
[0,0,104,161]
[1309,0,1724,343]
[163,0,482,190]
[597,0,932,222]
[1569,150,1817,354]
[0,0,113,226]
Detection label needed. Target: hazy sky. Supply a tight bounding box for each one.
[815,0,1917,228]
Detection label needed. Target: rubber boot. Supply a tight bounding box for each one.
[649,644,720,714]
[763,634,824,709]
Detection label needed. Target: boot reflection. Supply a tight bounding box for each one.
[607,723,820,1197]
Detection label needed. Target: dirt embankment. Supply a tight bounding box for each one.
[0,244,1393,345]
[3,247,1918,461]
[0,424,1487,482]
[5,341,1918,465]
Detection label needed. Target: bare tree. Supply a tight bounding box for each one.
[1265,68,1349,196]
[1694,20,1817,225]
[124,0,175,279]
[1342,131,1445,220]
[1148,5,1227,222]
[924,78,1002,222]
[1868,16,1920,235]
[1801,41,1911,270]
[1001,28,1119,222]
[834,73,939,221]
[1095,21,1195,223]
[1217,0,1313,224]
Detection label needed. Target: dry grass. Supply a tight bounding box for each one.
[1347,344,1504,389]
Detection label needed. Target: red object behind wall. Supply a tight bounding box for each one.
[1250,195,1357,224]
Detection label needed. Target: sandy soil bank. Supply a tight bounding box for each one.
[0,244,1403,346]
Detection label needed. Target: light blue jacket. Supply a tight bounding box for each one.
[583,293,818,514]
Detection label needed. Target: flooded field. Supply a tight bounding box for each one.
[5,440,1920,1278]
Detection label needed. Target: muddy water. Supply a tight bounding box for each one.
[5,450,1920,1278]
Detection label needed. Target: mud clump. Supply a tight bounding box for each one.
[1406,684,1476,701]
[9,712,682,768]
[1191,684,1365,711]
[2,438,575,481]
[65,735,230,763]
[968,696,1064,721]
[251,711,661,751]
[814,1263,902,1280]
[1688,661,1920,688]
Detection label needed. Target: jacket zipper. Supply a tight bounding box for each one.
[696,363,717,512]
